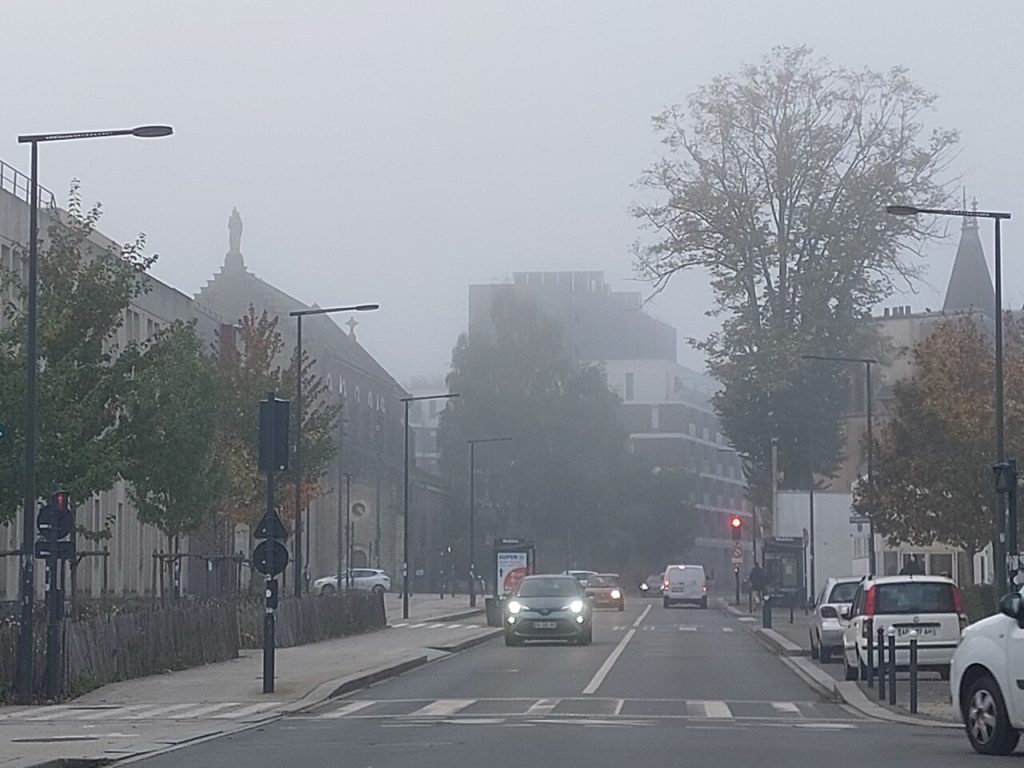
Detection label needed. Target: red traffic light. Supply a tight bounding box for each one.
[51,490,71,513]
[730,516,742,528]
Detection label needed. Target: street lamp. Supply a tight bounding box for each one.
[15,124,173,704]
[886,203,1013,590]
[802,354,878,575]
[288,303,379,597]
[400,392,460,619]
[468,437,512,608]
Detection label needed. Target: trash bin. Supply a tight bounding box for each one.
[485,596,504,627]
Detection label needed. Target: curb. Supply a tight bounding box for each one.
[427,628,503,654]
[286,654,431,713]
[386,607,486,626]
[752,626,807,657]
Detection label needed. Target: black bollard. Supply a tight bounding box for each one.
[877,627,886,701]
[888,630,897,706]
[909,631,918,714]
[763,595,772,628]
[866,623,874,688]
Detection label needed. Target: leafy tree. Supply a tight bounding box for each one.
[439,292,696,569]
[632,46,958,507]
[0,183,152,520]
[854,316,1024,556]
[118,321,220,538]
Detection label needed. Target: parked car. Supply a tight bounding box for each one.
[313,568,391,596]
[810,577,861,663]
[950,590,1024,754]
[639,572,663,597]
[841,574,965,682]
[662,564,708,609]
[585,573,625,611]
[504,574,593,646]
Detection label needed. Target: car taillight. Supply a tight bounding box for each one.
[820,606,838,619]
[663,581,669,591]
[703,584,708,593]
[952,586,964,615]
[864,586,876,617]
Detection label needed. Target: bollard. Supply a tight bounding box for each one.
[909,630,918,714]
[877,627,886,701]
[790,596,795,624]
[887,628,897,707]
[762,595,772,628]
[866,622,874,688]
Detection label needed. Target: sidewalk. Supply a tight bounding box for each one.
[0,595,491,768]
[719,599,956,726]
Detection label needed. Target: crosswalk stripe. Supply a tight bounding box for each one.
[694,700,733,719]
[526,698,560,715]
[447,624,463,629]
[408,699,476,717]
[77,705,147,720]
[772,702,800,714]
[678,626,698,632]
[212,702,281,719]
[722,627,734,633]
[167,702,242,719]
[124,703,200,719]
[410,623,428,628]
[392,622,409,627]
[428,623,447,629]
[23,707,87,721]
[319,701,378,719]
[738,617,756,622]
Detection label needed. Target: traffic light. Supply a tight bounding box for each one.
[35,490,75,560]
[730,515,742,542]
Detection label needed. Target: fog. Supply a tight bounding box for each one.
[2,0,1022,380]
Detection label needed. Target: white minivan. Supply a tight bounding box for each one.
[662,564,708,609]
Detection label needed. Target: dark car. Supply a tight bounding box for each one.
[639,572,663,597]
[586,573,624,611]
[504,575,593,646]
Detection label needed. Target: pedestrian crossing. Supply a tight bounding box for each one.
[300,697,855,725]
[609,624,738,632]
[0,701,285,723]
[388,622,480,630]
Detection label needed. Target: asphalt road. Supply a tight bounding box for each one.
[131,599,990,767]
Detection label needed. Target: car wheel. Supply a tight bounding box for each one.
[843,656,859,681]
[320,584,336,596]
[965,675,1021,755]
[371,584,386,596]
[809,631,819,660]
[579,626,593,646]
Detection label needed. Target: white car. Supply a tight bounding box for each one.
[810,576,861,663]
[841,574,965,681]
[662,564,708,609]
[950,591,1024,754]
[314,568,391,596]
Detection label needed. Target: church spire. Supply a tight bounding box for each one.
[943,193,993,315]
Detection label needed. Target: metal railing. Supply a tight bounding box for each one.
[0,159,56,209]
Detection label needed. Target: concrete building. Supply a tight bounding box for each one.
[468,271,748,580]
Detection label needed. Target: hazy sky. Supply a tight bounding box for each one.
[3,1,1022,381]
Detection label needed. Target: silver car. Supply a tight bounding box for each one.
[505,575,594,646]
[810,577,860,663]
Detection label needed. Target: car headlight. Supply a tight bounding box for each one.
[570,599,584,614]
[611,589,622,600]
[640,583,649,590]
[507,600,523,614]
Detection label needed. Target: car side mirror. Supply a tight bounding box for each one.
[999,593,1024,626]
[839,608,852,621]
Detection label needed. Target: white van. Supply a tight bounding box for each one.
[662,564,707,609]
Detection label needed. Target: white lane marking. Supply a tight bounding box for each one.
[699,700,733,719]
[392,622,409,627]
[409,699,476,717]
[428,623,447,629]
[613,699,625,716]
[772,702,800,714]
[319,700,378,719]
[409,623,428,628]
[212,702,281,719]
[678,625,698,632]
[447,624,464,629]
[167,702,241,719]
[526,698,560,715]
[584,605,650,695]
[738,617,756,623]
[632,605,652,627]
[612,625,627,631]
[722,627,734,633]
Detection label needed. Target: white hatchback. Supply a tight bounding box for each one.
[841,574,965,681]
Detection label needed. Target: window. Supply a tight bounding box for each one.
[875,582,956,614]
[929,553,953,577]
[625,373,635,401]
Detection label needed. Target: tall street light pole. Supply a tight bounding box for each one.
[802,354,879,575]
[468,437,512,608]
[15,124,173,704]
[401,393,459,619]
[887,204,1012,590]
[288,303,379,598]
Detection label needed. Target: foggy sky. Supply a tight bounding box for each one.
[3,1,1022,382]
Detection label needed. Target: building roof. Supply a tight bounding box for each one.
[942,212,994,315]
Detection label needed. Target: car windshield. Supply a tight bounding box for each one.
[517,578,581,598]
[828,582,859,603]
[588,575,619,587]
[875,582,956,614]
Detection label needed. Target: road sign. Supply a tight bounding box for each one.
[35,540,75,560]
[37,506,75,540]
[253,540,289,576]
[254,510,289,541]
[732,544,743,558]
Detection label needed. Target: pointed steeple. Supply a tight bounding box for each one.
[942,196,994,315]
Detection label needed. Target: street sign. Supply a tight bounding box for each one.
[732,544,743,559]
[34,540,75,560]
[252,540,289,576]
[254,510,289,541]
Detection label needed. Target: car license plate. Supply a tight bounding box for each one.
[534,621,557,629]
[896,626,937,637]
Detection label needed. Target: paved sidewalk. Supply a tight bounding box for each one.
[0,598,492,768]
